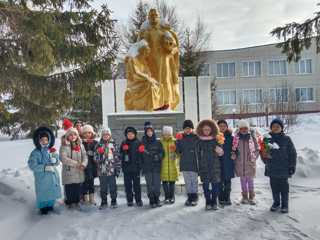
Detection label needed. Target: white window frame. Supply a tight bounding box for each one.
[216,62,236,78]
[269,88,289,103]
[295,87,315,103]
[199,63,210,76]
[241,60,261,77]
[295,59,312,75]
[268,59,288,76]
[216,89,237,106]
[242,88,263,105]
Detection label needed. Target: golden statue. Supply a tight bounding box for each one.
[124,40,161,111]
[124,8,180,111]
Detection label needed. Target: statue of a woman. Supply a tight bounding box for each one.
[124,40,161,111]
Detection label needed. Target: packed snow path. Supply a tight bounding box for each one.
[0,167,319,240]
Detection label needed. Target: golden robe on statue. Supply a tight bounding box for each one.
[139,9,180,110]
[124,8,180,112]
[124,41,161,111]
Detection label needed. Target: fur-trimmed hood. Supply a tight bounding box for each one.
[196,119,219,137]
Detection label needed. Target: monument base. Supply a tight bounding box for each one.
[107,111,185,142]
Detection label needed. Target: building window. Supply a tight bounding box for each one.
[295,59,312,74]
[242,89,263,104]
[241,61,261,77]
[217,62,235,78]
[268,60,287,76]
[216,90,236,105]
[269,88,288,103]
[295,87,314,102]
[200,63,210,76]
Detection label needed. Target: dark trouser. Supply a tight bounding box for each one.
[124,172,142,203]
[162,181,175,200]
[99,175,117,202]
[219,179,232,202]
[82,178,95,195]
[145,172,161,203]
[65,183,81,205]
[202,181,220,205]
[270,177,289,208]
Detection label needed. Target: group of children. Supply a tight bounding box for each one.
[28,117,297,215]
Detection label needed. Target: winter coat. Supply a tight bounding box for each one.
[262,132,297,178]
[233,130,259,177]
[60,142,88,185]
[196,138,221,183]
[28,127,61,208]
[160,136,179,181]
[120,138,143,174]
[82,140,98,179]
[94,139,121,177]
[141,136,164,174]
[220,130,235,180]
[176,133,199,172]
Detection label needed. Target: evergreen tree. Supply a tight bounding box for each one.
[271,3,320,62]
[0,0,119,133]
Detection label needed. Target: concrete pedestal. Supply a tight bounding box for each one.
[107,111,185,142]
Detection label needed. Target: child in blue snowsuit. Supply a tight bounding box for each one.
[28,127,61,215]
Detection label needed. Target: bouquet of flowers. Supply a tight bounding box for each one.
[216,131,225,145]
[49,147,59,164]
[259,133,280,159]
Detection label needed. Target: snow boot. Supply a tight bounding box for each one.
[205,200,212,211]
[111,199,118,208]
[270,203,281,212]
[248,191,256,205]
[155,197,162,207]
[99,199,108,210]
[185,194,192,206]
[280,207,289,214]
[191,193,198,206]
[40,207,49,215]
[241,192,249,204]
[212,196,218,210]
[84,194,90,204]
[89,193,96,205]
[127,202,134,207]
[136,201,143,207]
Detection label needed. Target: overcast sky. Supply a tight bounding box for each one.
[94,0,318,50]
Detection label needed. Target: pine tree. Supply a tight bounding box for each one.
[0,0,119,133]
[271,3,320,62]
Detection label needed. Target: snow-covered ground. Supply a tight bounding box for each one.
[0,114,320,240]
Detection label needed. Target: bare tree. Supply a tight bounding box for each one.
[180,16,211,120]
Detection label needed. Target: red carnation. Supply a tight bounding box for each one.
[122,144,129,151]
[138,144,145,153]
[97,147,105,154]
[175,132,183,140]
[63,118,73,131]
[73,145,81,152]
[49,147,56,153]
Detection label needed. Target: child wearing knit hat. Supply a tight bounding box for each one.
[120,126,144,207]
[94,128,121,209]
[161,126,179,204]
[260,118,297,213]
[176,120,199,206]
[81,124,98,205]
[231,119,259,205]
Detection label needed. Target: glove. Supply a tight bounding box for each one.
[289,167,296,175]
[45,165,55,172]
[215,146,224,156]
